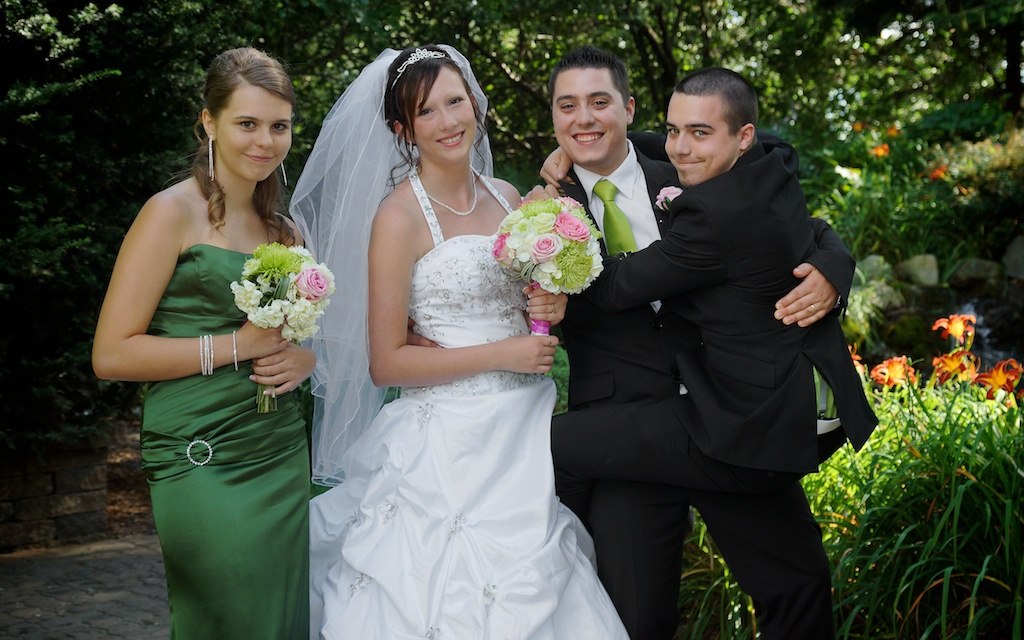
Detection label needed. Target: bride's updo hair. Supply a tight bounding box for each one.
[383,45,487,170]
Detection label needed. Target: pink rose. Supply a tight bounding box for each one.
[492,233,511,262]
[655,186,683,211]
[530,233,563,264]
[553,212,590,242]
[294,266,330,301]
[558,196,584,209]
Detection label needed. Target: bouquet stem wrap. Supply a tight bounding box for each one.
[528,282,550,336]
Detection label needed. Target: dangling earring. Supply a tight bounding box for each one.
[208,137,215,180]
[280,163,288,187]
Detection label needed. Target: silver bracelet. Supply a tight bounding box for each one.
[199,335,206,376]
[200,334,214,376]
[231,330,239,371]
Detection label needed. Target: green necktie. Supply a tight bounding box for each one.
[594,179,638,254]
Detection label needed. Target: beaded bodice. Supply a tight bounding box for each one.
[403,173,540,398]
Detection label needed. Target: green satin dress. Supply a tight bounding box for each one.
[142,244,309,640]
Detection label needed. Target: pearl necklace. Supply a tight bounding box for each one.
[423,172,479,217]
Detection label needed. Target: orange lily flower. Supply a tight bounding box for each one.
[975,358,1023,400]
[870,143,890,157]
[928,165,949,180]
[932,350,978,384]
[852,121,866,133]
[886,125,900,137]
[870,356,918,388]
[849,344,866,377]
[931,314,976,346]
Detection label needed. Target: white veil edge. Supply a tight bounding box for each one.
[290,44,493,487]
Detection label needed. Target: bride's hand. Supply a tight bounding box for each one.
[498,334,559,374]
[526,288,567,326]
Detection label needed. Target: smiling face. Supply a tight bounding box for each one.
[204,82,292,185]
[551,67,635,177]
[664,92,754,188]
[394,66,477,165]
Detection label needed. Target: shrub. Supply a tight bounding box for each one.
[0,2,258,454]
[800,122,1022,270]
[673,315,1023,639]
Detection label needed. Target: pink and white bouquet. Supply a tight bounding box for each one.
[492,196,603,334]
[230,242,335,412]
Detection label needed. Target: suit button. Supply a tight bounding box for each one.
[653,320,663,329]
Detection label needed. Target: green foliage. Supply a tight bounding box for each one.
[818,384,1023,638]
[936,132,1024,262]
[814,0,1022,132]
[675,529,754,638]
[0,0,280,453]
[671,323,1023,638]
[842,257,904,356]
[907,100,1009,144]
[802,124,1023,268]
[551,345,569,415]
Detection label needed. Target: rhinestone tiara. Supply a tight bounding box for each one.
[392,48,447,86]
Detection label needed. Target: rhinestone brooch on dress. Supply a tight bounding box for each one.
[185,439,213,466]
[449,512,466,538]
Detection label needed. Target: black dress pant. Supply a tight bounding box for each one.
[586,480,691,640]
[552,400,835,640]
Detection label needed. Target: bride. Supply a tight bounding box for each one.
[291,45,629,639]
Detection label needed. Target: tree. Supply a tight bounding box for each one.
[820,0,1023,128]
[0,0,277,452]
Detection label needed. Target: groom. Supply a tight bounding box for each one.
[544,47,856,639]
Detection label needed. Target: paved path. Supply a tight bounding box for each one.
[0,535,167,639]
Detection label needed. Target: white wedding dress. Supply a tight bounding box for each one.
[309,175,629,640]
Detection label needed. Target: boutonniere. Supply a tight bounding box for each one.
[655,186,683,211]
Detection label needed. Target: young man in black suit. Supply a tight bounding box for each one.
[545,48,860,639]
[551,66,878,639]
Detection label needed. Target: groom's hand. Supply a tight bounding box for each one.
[539,146,574,190]
[406,317,439,348]
[526,287,567,326]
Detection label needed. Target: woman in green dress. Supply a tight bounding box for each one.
[92,47,313,639]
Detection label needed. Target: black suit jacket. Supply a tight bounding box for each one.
[584,138,878,474]
[558,150,693,410]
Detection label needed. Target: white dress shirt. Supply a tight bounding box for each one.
[573,141,665,316]
[572,142,661,252]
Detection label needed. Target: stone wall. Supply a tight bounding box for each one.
[0,446,108,552]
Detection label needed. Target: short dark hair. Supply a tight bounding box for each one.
[548,46,630,103]
[674,68,758,134]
